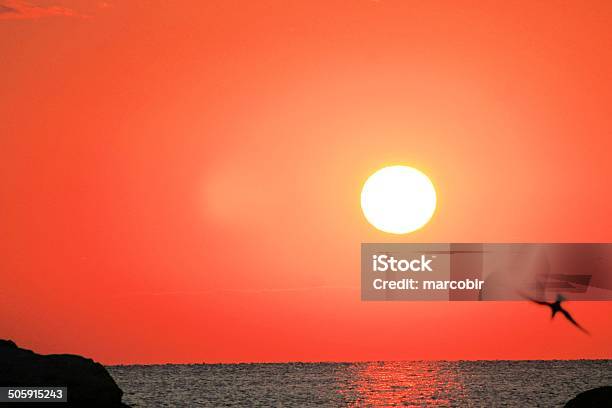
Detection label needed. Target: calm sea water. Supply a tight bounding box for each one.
[108,360,612,407]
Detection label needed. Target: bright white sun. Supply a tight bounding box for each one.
[361,165,437,234]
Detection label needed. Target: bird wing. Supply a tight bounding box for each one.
[560,308,590,335]
[517,292,550,306]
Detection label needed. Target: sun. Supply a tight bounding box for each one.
[361,165,437,234]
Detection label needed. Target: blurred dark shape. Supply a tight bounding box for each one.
[564,386,612,407]
[522,294,590,335]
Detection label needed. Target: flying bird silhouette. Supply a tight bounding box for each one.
[522,293,590,335]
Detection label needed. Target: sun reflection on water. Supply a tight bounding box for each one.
[339,361,466,406]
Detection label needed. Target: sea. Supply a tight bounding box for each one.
[107,360,612,407]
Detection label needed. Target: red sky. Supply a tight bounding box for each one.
[1,0,612,364]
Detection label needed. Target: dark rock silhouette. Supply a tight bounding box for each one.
[0,339,129,407]
[564,386,612,407]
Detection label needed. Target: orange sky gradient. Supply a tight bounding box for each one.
[1,0,612,364]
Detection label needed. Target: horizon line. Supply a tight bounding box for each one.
[106,357,612,367]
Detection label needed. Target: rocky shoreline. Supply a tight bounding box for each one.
[0,339,129,407]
